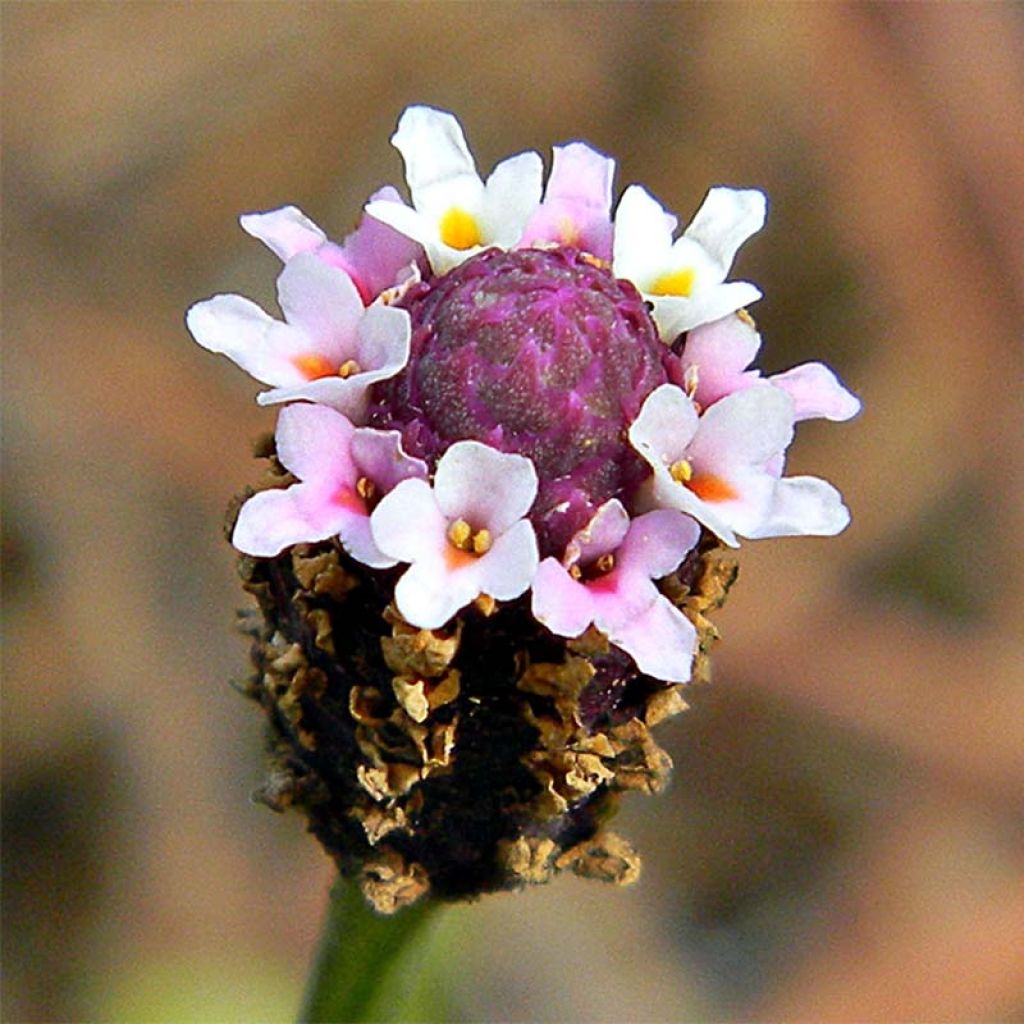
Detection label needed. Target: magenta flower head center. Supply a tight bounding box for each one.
[186,104,860,912]
[371,246,670,555]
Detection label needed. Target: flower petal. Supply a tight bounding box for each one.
[232,486,334,557]
[607,596,696,683]
[276,252,363,349]
[274,403,355,484]
[350,428,428,493]
[186,293,308,387]
[650,281,763,341]
[679,314,762,406]
[480,150,544,247]
[239,205,326,261]
[616,510,700,581]
[391,105,482,215]
[370,477,448,565]
[477,518,539,601]
[746,475,851,539]
[612,185,678,287]
[628,384,701,466]
[683,187,766,280]
[531,557,596,638]
[769,362,862,422]
[433,441,538,535]
[394,557,482,630]
[563,499,630,568]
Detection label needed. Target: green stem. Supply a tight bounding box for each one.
[297,879,444,1024]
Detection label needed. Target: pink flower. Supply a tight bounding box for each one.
[185,252,410,422]
[239,194,424,305]
[531,501,700,683]
[629,383,850,547]
[518,142,615,260]
[675,313,861,422]
[232,404,427,565]
[613,185,766,341]
[370,441,540,629]
[365,106,543,274]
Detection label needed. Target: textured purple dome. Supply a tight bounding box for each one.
[369,247,671,556]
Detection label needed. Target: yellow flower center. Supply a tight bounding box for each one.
[439,207,483,250]
[649,266,696,297]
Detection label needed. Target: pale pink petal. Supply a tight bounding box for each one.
[362,198,436,251]
[370,478,448,565]
[588,571,659,630]
[607,597,696,684]
[628,384,701,466]
[746,476,851,539]
[480,150,544,247]
[680,315,762,407]
[239,206,326,261]
[564,499,630,568]
[531,558,596,638]
[394,557,482,630]
[336,514,397,570]
[257,303,411,421]
[186,294,309,387]
[687,386,794,471]
[276,252,363,351]
[232,476,360,558]
[328,186,424,302]
[615,510,700,581]
[350,428,428,493]
[519,142,614,258]
[274,403,355,484]
[769,362,862,422]
[646,474,740,548]
[683,187,767,279]
[476,519,539,601]
[434,442,538,534]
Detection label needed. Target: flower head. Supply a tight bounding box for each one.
[190,104,859,912]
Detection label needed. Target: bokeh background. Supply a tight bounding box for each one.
[4,3,1023,1021]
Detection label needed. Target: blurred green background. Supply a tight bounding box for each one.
[3,3,1023,1021]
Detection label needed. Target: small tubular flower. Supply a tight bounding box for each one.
[517,142,615,260]
[613,184,766,342]
[186,252,410,422]
[677,313,862,422]
[240,192,425,305]
[629,383,850,546]
[232,403,427,565]
[370,441,540,629]
[532,500,700,683]
[365,105,543,274]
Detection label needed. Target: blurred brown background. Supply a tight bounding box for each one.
[3,3,1023,1021]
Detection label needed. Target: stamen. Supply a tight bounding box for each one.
[595,553,615,574]
[472,529,492,555]
[568,564,583,581]
[669,458,693,483]
[338,359,361,378]
[447,519,472,550]
[649,266,696,298]
[356,476,376,502]
[439,207,482,250]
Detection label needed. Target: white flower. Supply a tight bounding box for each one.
[185,252,410,423]
[613,185,766,341]
[365,105,543,275]
[628,383,850,547]
[370,441,540,629]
